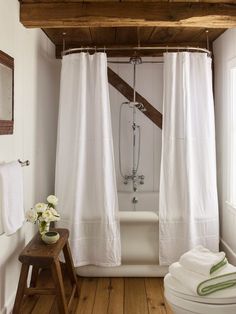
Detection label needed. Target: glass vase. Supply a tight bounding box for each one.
[38,221,50,236]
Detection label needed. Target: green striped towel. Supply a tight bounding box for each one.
[170,262,236,296]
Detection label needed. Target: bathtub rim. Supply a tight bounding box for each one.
[118,210,159,223]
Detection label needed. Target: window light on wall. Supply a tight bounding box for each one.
[227,60,236,208]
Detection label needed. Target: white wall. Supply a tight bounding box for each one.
[0,1,60,313]
[109,58,163,211]
[214,29,236,264]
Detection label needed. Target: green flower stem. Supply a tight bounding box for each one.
[38,221,50,235]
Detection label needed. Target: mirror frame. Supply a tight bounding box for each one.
[0,50,14,135]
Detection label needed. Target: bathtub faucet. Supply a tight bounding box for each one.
[123,174,145,191]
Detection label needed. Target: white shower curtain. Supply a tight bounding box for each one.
[55,53,121,267]
[159,52,219,265]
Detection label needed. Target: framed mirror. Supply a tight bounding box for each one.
[0,50,14,135]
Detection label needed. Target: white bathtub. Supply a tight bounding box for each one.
[76,210,168,277]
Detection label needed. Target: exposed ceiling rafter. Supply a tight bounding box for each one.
[20,2,236,29]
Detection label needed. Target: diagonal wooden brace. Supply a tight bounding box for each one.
[107,67,162,129]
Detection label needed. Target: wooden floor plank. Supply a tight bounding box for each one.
[108,278,124,314]
[31,269,55,314]
[145,278,166,314]
[20,268,46,313]
[50,274,82,314]
[69,277,82,313]
[160,279,173,314]
[18,270,173,314]
[75,278,98,314]
[92,278,110,314]
[164,300,174,314]
[124,278,148,314]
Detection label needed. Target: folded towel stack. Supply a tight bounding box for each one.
[169,245,236,296]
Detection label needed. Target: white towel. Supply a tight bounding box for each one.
[179,245,227,276]
[0,161,24,235]
[169,262,236,296]
[0,162,4,235]
[164,273,236,300]
[0,197,3,235]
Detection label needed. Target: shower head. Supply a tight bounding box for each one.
[134,102,147,112]
[121,101,147,112]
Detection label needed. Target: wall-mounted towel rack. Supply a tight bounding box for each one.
[18,159,30,167]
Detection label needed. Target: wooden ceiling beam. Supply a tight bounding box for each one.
[20,0,236,3]
[20,2,236,29]
[108,67,162,129]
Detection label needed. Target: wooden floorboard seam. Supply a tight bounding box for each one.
[106,278,111,314]
[123,278,125,314]
[143,277,149,314]
[91,278,99,314]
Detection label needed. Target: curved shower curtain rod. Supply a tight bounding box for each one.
[62,46,211,57]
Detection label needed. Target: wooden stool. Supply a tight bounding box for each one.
[13,228,79,314]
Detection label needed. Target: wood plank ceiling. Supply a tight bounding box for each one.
[19,0,236,58]
[45,27,224,58]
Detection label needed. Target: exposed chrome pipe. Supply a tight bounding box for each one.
[118,102,126,180]
[118,56,145,193]
[132,61,138,192]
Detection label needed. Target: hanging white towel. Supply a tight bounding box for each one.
[0,196,3,235]
[0,161,24,235]
[0,162,4,235]
[179,245,227,276]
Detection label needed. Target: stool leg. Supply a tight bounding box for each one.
[51,259,68,314]
[12,264,29,314]
[30,265,40,288]
[63,241,80,297]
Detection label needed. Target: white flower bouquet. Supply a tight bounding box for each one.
[25,195,60,235]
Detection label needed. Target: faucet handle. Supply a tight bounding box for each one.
[123,175,129,185]
[138,174,145,185]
